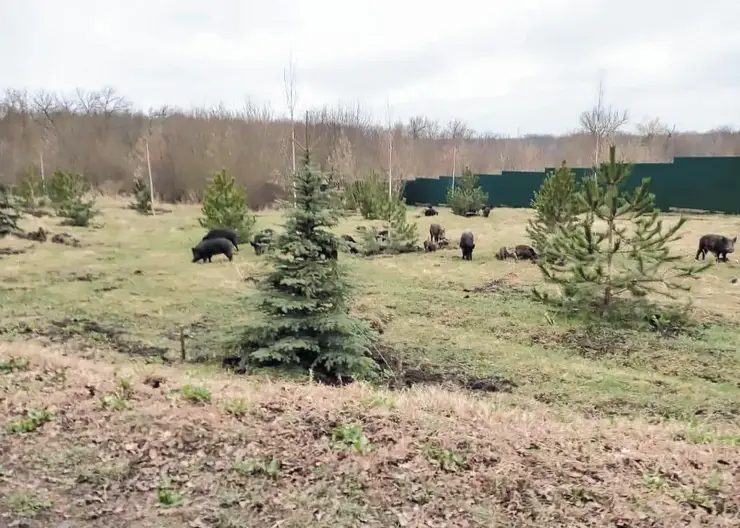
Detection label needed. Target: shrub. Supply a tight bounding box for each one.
[48,169,99,227]
[359,197,419,256]
[345,171,405,220]
[446,167,488,216]
[17,166,48,211]
[0,183,21,237]
[198,169,255,242]
[129,177,152,214]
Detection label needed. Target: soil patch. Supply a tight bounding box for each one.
[47,317,169,357]
[220,343,518,394]
[555,326,636,359]
[17,227,48,242]
[375,342,518,393]
[12,228,81,247]
[2,317,171,359]
[50,232,81,247]
[0,247,28,257]
[463,278,527,296]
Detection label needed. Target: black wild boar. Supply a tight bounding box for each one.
[423,239,439,252]
[202,228,239,251]
[250,228,275,255]
[437,237,450,248]
[192,237,234,263]
[423,206,439,216]
[513,245,538,261]
[429,223,445,243]
[459,230,475,260]
[340,234,359,254]
[482,206,492,218]
[321,239,339,260]
[696,234,736,261]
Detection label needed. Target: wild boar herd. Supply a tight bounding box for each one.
[190,213,737,265]
[424,222,537,262]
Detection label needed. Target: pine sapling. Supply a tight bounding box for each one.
[199,169,255,242]
[48,169,99,227]
[0,184,21,237]
[526,161,581,260]
[129,177,152,214]
[359,196,419,256]
[446,167,488,216]
[17,166,47,211]
[535,145,709,316]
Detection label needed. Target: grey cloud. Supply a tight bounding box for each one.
[3,0,739,135]
[391,88,591,137]
[300,0,740,102]
[300,49,459,100]
[298,3,607,99]
[165,0,299,36]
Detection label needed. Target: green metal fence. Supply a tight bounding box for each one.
[402,156,740,214]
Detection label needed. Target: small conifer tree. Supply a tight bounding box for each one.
[199,169,255,242]
[0,183,21,237]
[526,161,581,259]
[446,167,488,216]
[18,166,47,210]
[349,171,392,220]
[48,169,99,227]
[129,177,152,214]
[535,146,709,316]
[359,197,419,255]
[232,149,377,379]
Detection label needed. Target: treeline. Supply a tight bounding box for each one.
[0,87,738,208]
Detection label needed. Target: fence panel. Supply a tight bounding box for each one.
[667,157,740,214]
[402,156,740,215]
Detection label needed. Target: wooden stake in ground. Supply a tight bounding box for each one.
[39,152,45,184]
[145,138,155,216]
[387,97,393,202]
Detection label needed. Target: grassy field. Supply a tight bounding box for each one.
[1,197,739,526]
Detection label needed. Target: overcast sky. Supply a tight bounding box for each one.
[3,0,739,136]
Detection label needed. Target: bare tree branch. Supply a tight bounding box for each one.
[283,50,299,176]
[406,116,440,140]
[443,118,474,140]
[578,76,628,163]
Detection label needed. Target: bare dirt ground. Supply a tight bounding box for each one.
[1,198,740,526]
[2,342,738,527]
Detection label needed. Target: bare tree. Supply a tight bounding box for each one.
[578,76,628,163]
[98,87,132,118]
[147,105,174,120]
[636,116,675,161]
[242,98,275,123]
[32,90,61,131]
[636,117,674,144]
[406,115,440,140]
[72,87,130,118]
[442,118,473,185]
[284,51,299,175]
[443,118,474,140]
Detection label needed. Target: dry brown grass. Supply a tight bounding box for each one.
[2,198,740,422]
[1,341,739,527]
[1,88,739,205]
